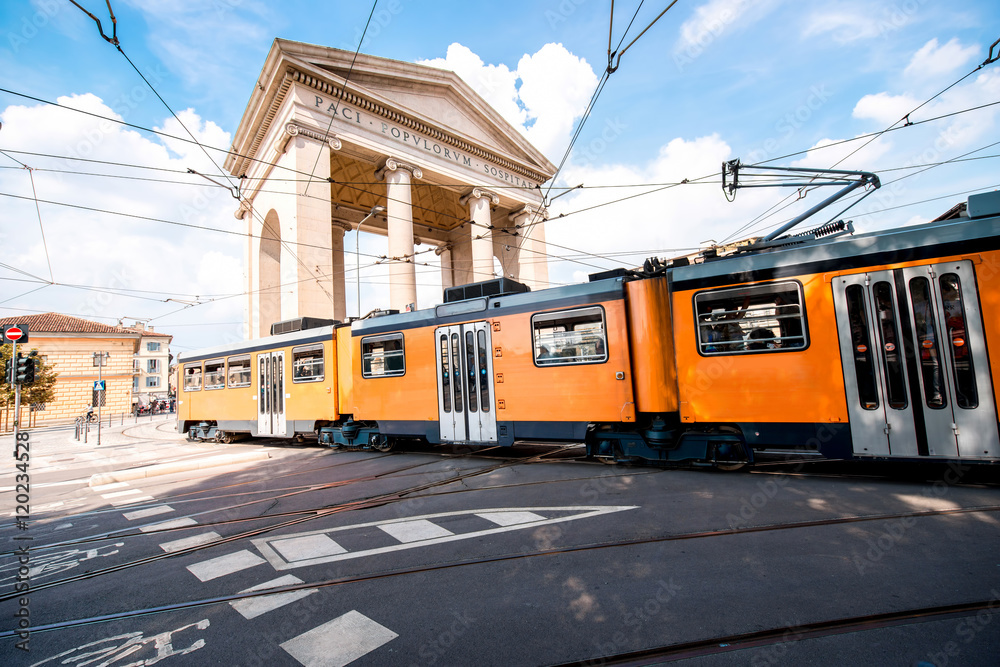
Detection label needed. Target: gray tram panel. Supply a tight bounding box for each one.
[901,261,999,459]
[832,271,917,458]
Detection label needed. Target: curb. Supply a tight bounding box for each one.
[89,449,273,487]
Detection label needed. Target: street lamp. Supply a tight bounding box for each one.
[355,205,386,319]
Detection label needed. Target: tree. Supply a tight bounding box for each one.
[0,343,58,411]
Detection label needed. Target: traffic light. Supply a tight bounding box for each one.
[1,358,10,384]
[15,354,35,385]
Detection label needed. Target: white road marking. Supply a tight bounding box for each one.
[476,511,546,526]
[160,532,222,553]
[102,489,143,499]
[230,575,316,620]
[280,610,397,667]
[108,495,155,506]
[91,481,130,492]
[253,506,639,571]
[123,505,175,521]
[271,535,347,562]
[139,517,198,533]
[378,519,454,543]
[54,523,73,530]
[187,550,266,582]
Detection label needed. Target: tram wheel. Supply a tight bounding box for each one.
[370,434,394,452]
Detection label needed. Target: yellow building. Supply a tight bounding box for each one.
[0,313,141,423]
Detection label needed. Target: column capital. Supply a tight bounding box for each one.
[460,187,500,207]
[276,122,342,153]
[331,220,354,233]
[434,243,453,256]
[375,157,422,181]
[235,202,251,220]
[509,203,548,223]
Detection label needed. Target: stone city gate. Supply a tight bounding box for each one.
[226,39,557,338]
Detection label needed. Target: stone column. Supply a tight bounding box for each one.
[461,188,500,283]
[436,244,454,291]
[331,221,353,322]
[281,122,343,321]
[509,204,549,290]
[376,158,422,312]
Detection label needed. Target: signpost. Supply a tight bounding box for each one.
[93,353,108,446]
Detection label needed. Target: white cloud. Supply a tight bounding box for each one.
[853,91,922,125]
[0,94,244,349]
[418,42,599,159]
[675,0,779,54]
[802,7,884,44]
[903,37,979,79]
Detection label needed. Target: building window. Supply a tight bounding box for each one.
[146,376,160,388]
[204,359,225,390]
[147,342,161,352]
[147,359,160,373]
[183,364,202,392]
[227,354,252,388]
[694,281,807,355]
[134,360,141,371]
[133,377,139,392]
[292,344,324,382]
[532,306,608,366]
[362,333,405,378]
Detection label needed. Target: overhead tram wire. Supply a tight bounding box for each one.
[513,1,680,264]
[67,1,340,307]
[302,0,379,195]
[724,43,1000,244]
[0,149,55,282]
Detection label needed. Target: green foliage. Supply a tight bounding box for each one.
[0,343,58,409]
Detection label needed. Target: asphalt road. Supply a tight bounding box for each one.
[1,419,999,666]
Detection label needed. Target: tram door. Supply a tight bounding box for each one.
[434,322,497,443]
[257,351,286,437]
[833,260,998,459]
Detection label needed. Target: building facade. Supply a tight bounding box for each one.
[0,313,140,422]
[126,323,173,406]
[226,40,557,338]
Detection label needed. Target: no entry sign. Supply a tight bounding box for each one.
[2,324,29,344]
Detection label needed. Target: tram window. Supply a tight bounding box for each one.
[465,331,478,413]
[909,277,947,409]
[362,333,405,378]
[451,333,463,412]
[532,306,607,366]
[228,354,251,388]
[183,364,202,392]
[940,273,978,408]
[694,281,807,355]
[440,335,451,413]
[292,344,324,383]
[846,285,879,410]
[872,282,907,409]
[477,329,490,412]
[204,359,226,390]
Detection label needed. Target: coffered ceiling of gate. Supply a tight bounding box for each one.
[330,155,469,232]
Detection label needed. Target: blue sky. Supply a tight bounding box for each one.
[1,0,998,352]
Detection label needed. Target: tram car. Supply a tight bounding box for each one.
[177,188,1000,467]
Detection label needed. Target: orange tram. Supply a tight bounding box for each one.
[177,189,1000,467]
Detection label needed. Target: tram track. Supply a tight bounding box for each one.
[3,504,998,641]
[0,445,580,602]
[545,599,1000,665]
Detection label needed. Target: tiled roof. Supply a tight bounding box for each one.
[0,313,141,336]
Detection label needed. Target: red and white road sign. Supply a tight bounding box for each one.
[3,326,24,342]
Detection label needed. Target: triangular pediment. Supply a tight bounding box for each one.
[275,39,555,177]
